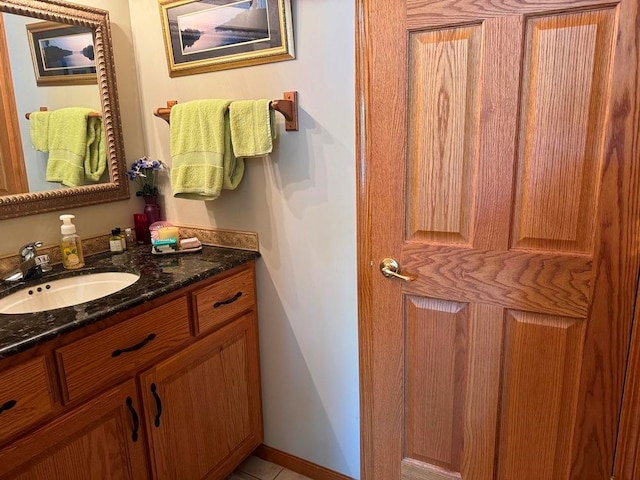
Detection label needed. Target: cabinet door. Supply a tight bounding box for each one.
[0,379,148,479]
[0,356,55,447]
[140,311,263,480]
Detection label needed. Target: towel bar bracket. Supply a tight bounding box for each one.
[272,91,298,131]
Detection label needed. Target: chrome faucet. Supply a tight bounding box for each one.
[2,241,51,282]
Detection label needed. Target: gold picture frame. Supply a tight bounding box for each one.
[26,20,97,86]
[159,0,295,77]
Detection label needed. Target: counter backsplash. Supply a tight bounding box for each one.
[0,226,259,273]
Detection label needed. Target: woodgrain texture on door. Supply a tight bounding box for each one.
[357,1,640,479]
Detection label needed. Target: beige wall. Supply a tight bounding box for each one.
[1,1,360,477]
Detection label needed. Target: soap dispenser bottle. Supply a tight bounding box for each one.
[59,214,85,269]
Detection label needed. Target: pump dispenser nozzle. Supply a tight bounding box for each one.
[59,214,77,235]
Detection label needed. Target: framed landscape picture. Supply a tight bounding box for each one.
[26,20,97,86]
[159,0,295,77]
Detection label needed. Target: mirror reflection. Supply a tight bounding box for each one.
[0,0,129,220]
[4,14,105,194]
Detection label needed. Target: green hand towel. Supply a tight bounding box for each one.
[29,111,50,152]
[229,99,276,157]
[170,99,245,200]
[84,117,107,182]
[46,107,95,187]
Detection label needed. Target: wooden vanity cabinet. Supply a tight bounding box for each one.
[0,261,261,480]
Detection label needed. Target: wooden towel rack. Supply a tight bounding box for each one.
[25,106,101,120]
[153,91,299,131]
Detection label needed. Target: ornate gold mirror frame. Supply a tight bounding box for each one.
[0,0,128,220]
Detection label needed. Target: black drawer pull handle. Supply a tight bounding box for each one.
[151,383,162,428]
[213,291,242,308]
[0,399,17,414]
[125,396,139,442]
[112,333,157,357]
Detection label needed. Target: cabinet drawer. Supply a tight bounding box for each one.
[193,267,255,334]
[0,356,54,445]
[56,297,191,403]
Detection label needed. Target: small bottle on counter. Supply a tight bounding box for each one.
[109,229,124,253]
[115,227,126,250]
[124,228,135,249]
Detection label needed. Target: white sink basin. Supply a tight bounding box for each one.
[0,272,140,314]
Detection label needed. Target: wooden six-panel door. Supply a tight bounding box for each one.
[358,1,640,479]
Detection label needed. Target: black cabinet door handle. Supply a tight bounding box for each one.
[0,399,17,415]
[125,396,139,442]
[213,291,242,308]
[150,383,162,428]
[112,333,157,358]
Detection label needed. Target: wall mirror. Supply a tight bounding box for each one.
[0,0,128,220]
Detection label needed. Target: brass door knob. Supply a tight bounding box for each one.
[380,258,416,282]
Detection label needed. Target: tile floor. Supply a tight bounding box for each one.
[228,455,311,480]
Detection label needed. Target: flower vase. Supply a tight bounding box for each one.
[143,195,161,226]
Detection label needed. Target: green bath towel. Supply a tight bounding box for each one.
[170,99,245,200]
[229,99,276,157]
[46,107,106,187]
[29,111,51,152]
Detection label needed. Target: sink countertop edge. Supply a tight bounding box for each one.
[0,245,259,360]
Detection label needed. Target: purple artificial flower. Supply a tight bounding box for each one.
[126,156,166,196]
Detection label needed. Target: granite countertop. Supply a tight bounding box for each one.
[0,245,259,360]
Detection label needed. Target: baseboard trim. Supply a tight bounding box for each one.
[253,444,355,480]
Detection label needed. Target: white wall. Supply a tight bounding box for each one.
[128,1,359,477]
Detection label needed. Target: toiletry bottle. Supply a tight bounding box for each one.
[115,227,126,250]
[110,229,124,253]
[124,228,135,248]
[59,214,85,269]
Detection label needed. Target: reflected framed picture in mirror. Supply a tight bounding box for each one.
[159,0,295,77]
[26,20,97,86]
